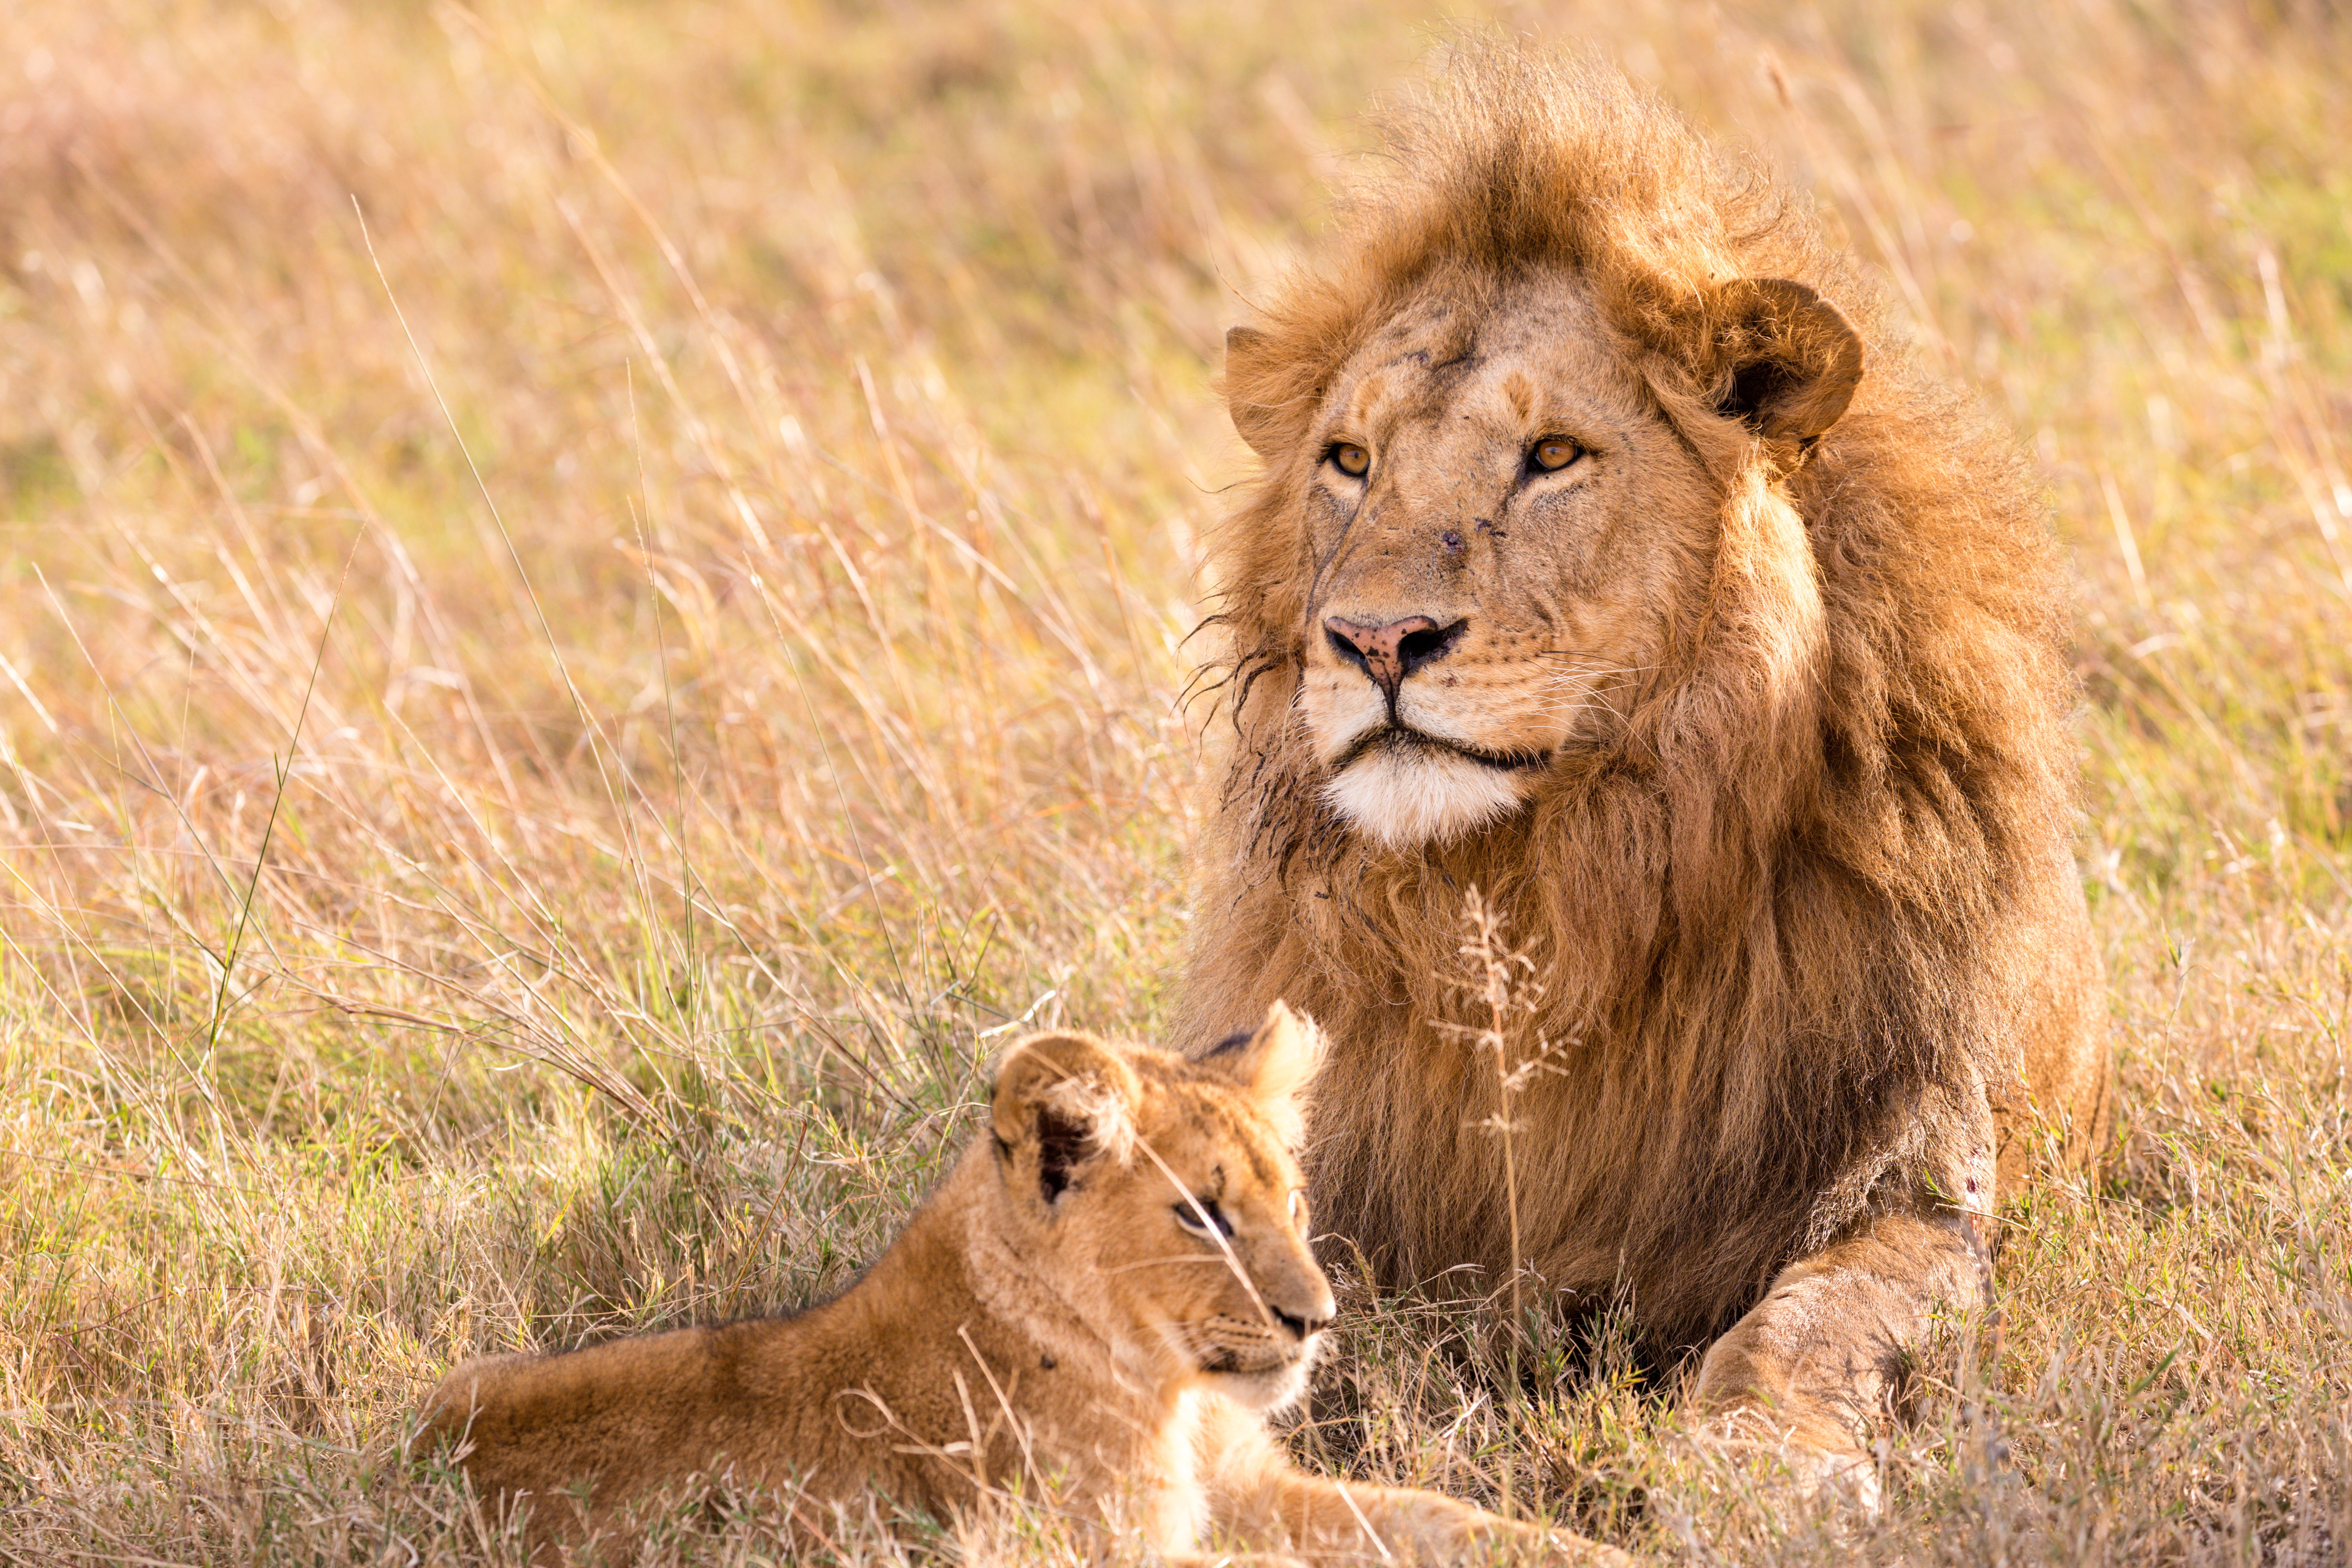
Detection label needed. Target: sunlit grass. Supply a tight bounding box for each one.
[1,0,2346,1561]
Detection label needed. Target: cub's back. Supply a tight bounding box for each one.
[420,1313,844,1522]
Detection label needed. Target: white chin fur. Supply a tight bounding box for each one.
[1219,1353,1314,1414]
[1324,746,1528,848]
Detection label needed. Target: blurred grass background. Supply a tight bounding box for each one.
[0,0,2346,1561]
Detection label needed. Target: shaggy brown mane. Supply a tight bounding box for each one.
[1184,45,2081,1350]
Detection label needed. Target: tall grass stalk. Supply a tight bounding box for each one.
[1,0,2348,1560]
[1443,889,1564,1393]
[1440,888,1569,1523]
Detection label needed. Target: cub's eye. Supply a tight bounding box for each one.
[1174,1197,1233,1238]
[1327,442,1371,478]
[1529,436,1583,473]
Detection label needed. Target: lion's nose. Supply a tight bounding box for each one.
[1323,615,1466,700]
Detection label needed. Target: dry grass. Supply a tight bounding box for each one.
[1,0,2347,1562]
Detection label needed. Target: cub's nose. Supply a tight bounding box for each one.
[1270,1302,1332,1342]
[1323,615,1466,700]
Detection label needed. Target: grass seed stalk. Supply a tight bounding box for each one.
[0,0,2348,1560]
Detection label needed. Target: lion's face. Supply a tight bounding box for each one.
[1277,268,1718,849]
[989,1006,1333,1411]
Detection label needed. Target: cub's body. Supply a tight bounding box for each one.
[421,1009,1622,1563]
[430,1155,1202,1547]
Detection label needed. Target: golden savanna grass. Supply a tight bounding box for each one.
[0,1,2346,1563]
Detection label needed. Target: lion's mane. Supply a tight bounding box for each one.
[1184,46,2081,1347]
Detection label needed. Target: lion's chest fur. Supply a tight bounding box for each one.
[1186,824,2025,1347]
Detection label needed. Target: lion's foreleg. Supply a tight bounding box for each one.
[1689,1207,1988,1508]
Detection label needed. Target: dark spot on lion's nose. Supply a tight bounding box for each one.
[1440,530,1463,555]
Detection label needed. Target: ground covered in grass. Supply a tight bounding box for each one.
[1,1,2347,1562]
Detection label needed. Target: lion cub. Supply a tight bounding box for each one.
[420,1004,1619,1563]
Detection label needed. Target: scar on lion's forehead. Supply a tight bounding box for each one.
[1503,371,1537,422]
[1344,369,1395,428]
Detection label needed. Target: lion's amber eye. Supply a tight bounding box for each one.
[1529,436,1583,472]
[1328,442,1371,478]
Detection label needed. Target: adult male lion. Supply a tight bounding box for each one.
[1180,47,2110,1497]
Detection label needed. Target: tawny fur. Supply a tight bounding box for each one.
[1181,44,2111,1495]
[419,1005,1623,1563]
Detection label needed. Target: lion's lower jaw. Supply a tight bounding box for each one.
[1323,748,1529,849]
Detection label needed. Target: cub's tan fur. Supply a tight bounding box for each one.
[1184,44,2111,1502]
[420,1005,1622,1563]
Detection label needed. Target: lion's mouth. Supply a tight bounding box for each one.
[1327,725,1553,776]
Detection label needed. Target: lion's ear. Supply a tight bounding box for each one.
[1225,325,1288,459]
[1713,278,1864,444]
[991,1032,1141,1206]
[1202,1000,1325,1145]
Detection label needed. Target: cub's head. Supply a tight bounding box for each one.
[989,1002,1332,1410]
[1225,265,1859,852]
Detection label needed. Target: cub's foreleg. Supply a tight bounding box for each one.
[1197,1403,1627,1565]
[1690,1204,1990,1509]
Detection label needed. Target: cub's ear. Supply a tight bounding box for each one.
[1712,278,1864,445]
[1201,1000,1325,1146]
[1224,325,1288,459]
[991,1032,1141,1206]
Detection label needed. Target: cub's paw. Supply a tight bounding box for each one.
[1460,1513,1633,1566]
[1690,1405,1882,1516]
